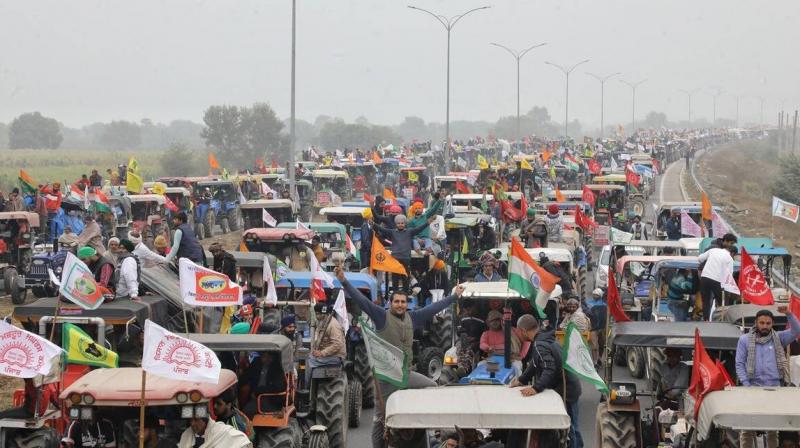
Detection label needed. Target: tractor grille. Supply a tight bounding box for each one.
[27,263,48,276]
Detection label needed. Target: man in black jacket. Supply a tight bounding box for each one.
[371,213,435,293]
[511,314,583,448]
[209,242,237,280]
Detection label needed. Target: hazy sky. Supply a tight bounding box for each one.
[1,0,798,130]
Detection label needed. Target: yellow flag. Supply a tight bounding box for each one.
[407,171,419,182]
[151,182,166,195]
[62,323,118,368]
[477,155,489,170]
[520,158,534,171]
[370,235,407,276]
[127,171,143,194]
[128,157,140,173]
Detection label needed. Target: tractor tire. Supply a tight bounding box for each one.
[627,346,645,379]
[417,346,444,382]
[32,285,47,299]
[257,425,298,448]
[203,211,215,238]
[194,223,206,241]
[220,217,230,235]
[429,311,453,352]
[315,373,348,448]
[8,426,60,448]
[11,284,27,305]
[228,208,241,231]
[577,266,586,300]
[648,347,667,392]
[3,267,16,295]
[353,342,375,409]
[307,431,330,448]
[595,404,638,448]
[347,380,362,428]
[614,347,627,367]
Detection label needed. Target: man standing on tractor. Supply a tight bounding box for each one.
[336,265,464,448]
[164,212,206,266]
[128,231,167,268]
[77,214,105,255]
[209,242,237,280]
[307,302,346,384]
[114,239,141,301]
[370,213,436,293]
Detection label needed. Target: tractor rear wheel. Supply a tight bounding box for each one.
[315,373,348,448]
[203,211,215,238]
[627,346,645,379]
[417,346,444,382]
[220,217,230,234]
[257,425,298,448]
[228,208,241,231]
[429,312,453,353]
[194,223,206,241]
[353,342,375,409]
[8,426,60,448]
[347,380,362,428]
[3,268,15,295]
[307,431,330,448]
[595,403,638,448]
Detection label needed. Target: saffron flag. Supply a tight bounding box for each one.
[142,320,221,384]
[262,256,278,306]
[178,258,243,307]
[508,238,559,314]
[62,323,118,368]
[0,320,62,378]
[772,196,800,223]
[18,169,37,195]
[520,158,534,171]
[688,328,730,416]
[59,252,106,310]
[562,321,608,393]
[383,188,396,202]
[738,247,774,305]
[607,270,631,322]
[372,151,383,164]
[701,192,713,221]
[542,151,552,163]
[555,188,566,203]
[370,235,407,276]
[208,153,220,170]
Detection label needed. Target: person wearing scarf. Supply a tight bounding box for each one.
[735,308,800,448]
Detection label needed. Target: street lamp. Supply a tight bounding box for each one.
[586,72,621,139]
[678,89,700,127]
[620,79,646,134]
[490,42,547,143]
[545,59,590,138]
[408,5,490,171]
[706,88,723,126]
[730,94,741,128]
[288,0,297,197]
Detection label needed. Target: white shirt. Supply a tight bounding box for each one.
[133,242,167,268]
[697,247,733,283]
[116,256,139,299]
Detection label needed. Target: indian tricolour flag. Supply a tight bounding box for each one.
[508,238,559,317]
[90,189,111,213]
[564,155,580,171]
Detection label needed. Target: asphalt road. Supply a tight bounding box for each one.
[347,159,686,447]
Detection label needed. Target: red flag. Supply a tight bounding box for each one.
[575,205,598,231]
[581,185,596,207]
[607,271,631,322]
[256,158,266,173]
[455,180,470,194]
[738,247,774,305]
[715,359,734,387]
[519,194,528,219]
[789,295,800,321]
[688,328,730,416]
[626,169,640,187]
[587,159,602,175]
[163,195,179,213]
[311,279,327,303]
[271,159,278,169]
[363,193,374,204]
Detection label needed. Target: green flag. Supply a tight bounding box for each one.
[359,318,409,388]
[562,321,608,393]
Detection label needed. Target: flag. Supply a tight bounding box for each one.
[549,166,556,180]
[296,219,310,231]
[0,320,62,378]
[83,184,90,210]
[163,194,179,213]
[564,156,579,171]
[59,252,106,310]
[701,192,713,221]
[610,157,618,171]
[275,260,289,281]
[62,323,118,368]
[772,196,800,223]
[542,151,552,163]
[262,208,277,227]
[609,227,633,244]
[238,241,249,252]
[178,258,243,307]
[383,188,396,203]
[142,320,221,384]
[555,188,566,203]
[370,235,407,276]
[455,180,470,194]
[575,205,598,230]
[127,157,143,194]
[520,158,534,171]
[508,238,559,315]
[721,265,740,295]
[68,184,84,203]
[461,233,469,255]
[519,194,528,220]
[581,186,596,207]
[308,247,334,288]
[18,169,37,195]
[562,321,608,393]
[363,193,374,204]
[587,159,602,175]
[329,190,342,206]
[262,256,278,306]
[607,271,631,322]
[477,155,489,170]
[91,189,112,213]
[208,153,220,170]
[333,289,350,335]
[688,328,730,416]
[738,247,774,305]
[346,233,360,263]
[710,211,730,237]
[359,317,409,388]
[681,210,703,237]
[789,295,800,321]
[625,169,640,187]
[372,151,383,164]
[407,171,419,182]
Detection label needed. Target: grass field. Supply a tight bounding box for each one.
[0,148,167,192]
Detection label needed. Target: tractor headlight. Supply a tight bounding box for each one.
[181,405,194,419]
[80,407,94,420]
[443,346,458,366]
[69,407,80,419]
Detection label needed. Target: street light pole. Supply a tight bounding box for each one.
[620,79,646,134]
[490,42,547,143]
[678,89,700,127]
[587,72,621,139]
[409,5,490,171]
[288,0,297,197]
[707,88,723,127]
[545,59,590,138]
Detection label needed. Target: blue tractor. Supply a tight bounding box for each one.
[193,180,241,239]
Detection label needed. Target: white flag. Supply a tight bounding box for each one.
[59,252,105,310]
[609,227,633,244]
[238,189,247,204]
[262,256,278,306]
[141,320,221,384]
[359,318,409,388]
[261,181,277,197]
[262,208,277,227]
[610,157,618,171]
[84,184,90,210]
[772,196,800,223]
[306,248,334,288]
[711,211,730,237]
[296,219,310,231]
[178,258,243,307]
[333,289,349,334]
[681,210,704,237]
[562,322,608,392]
[721,266,740,295]
[329,190,342,206]
[0,320,62,378]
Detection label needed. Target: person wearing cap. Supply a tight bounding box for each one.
[164,212,205,266]
[78,246,115,290]
[209,242,237,280]
[735,308,800,447]
[478,310,523,374]
[585,288,607,366]
[406,193,442,253]
[128,231,167,268]
[115,239,140,301]
[359,208,374,269]
[544,204,563,243]
[310,235,326,263]
[307,302,346,384]
[278,315,297,340]
[153,235,169,256]
[474,253,503,282]
[370,211,437,293]
[77,214,105,255]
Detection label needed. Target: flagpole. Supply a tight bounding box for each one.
[138,369,147,448]
[49,302,61,342]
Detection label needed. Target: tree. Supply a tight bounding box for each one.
[317,120,400,150]
[159,142,202,176]
[98,120,142,149]
[772,154,800,205]
[493,106,559,139]
[201,103,286,169]
[8,112,63,149]
[643,111,668,129]
[395,116,428,142]
[0,122,8,148]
